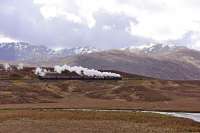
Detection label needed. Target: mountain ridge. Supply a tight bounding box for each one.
[1,42,200,80]
[39,44,200,80]
[0,42,100,61]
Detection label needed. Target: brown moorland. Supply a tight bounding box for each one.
[0,67,199,112]
[0,67,199,132]
[0,110,199,133]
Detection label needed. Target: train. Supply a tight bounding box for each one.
[38,72,122,80]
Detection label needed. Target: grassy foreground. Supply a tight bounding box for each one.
[0,110,199,133]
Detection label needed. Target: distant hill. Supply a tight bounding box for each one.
[0,42,54,61]
[0,42,100,61]
[42,44,200,80]
[1,42,200,80]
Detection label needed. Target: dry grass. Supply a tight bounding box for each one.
[0,69,200,132]
[0,79,200,112]
[0,68,200,112]
[0,110,199,133]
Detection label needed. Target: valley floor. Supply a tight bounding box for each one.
[0,79,200,112]
[0,109,199,133]
[0,77,200,132]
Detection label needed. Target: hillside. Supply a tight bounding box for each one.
[1,43,200,80]
[0,66,199,112]
[42,49,200,80]
[0,65,200,133]
[0,42,100,62]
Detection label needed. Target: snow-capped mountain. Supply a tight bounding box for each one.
[56,46,100,57]
[0,42,55,61]
[123,43,187,54]
[1,41,200,80]
[0,42,100,61]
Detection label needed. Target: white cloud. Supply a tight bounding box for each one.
[187,32,200,50]
[34,0,82,23]
[191,43,200,50]
[33,0,200,42]
[102,25,112,31]
[0,34,17,43]
[125,0,200,41]
[1,0,200,50]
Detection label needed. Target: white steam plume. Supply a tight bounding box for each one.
[34,67,47,77]
[3,63,11,71]
[54,65,121,78]
[17,63,24,70]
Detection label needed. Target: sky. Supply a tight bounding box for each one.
[0,0,200,50]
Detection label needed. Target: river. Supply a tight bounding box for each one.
[146,111,200,122]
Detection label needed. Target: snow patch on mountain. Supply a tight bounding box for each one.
[55,46,100,56]
[123,43,186,54]
[0,42,100,61]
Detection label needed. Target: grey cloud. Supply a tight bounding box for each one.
[166,32,196,47]
[0,0,152,49]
